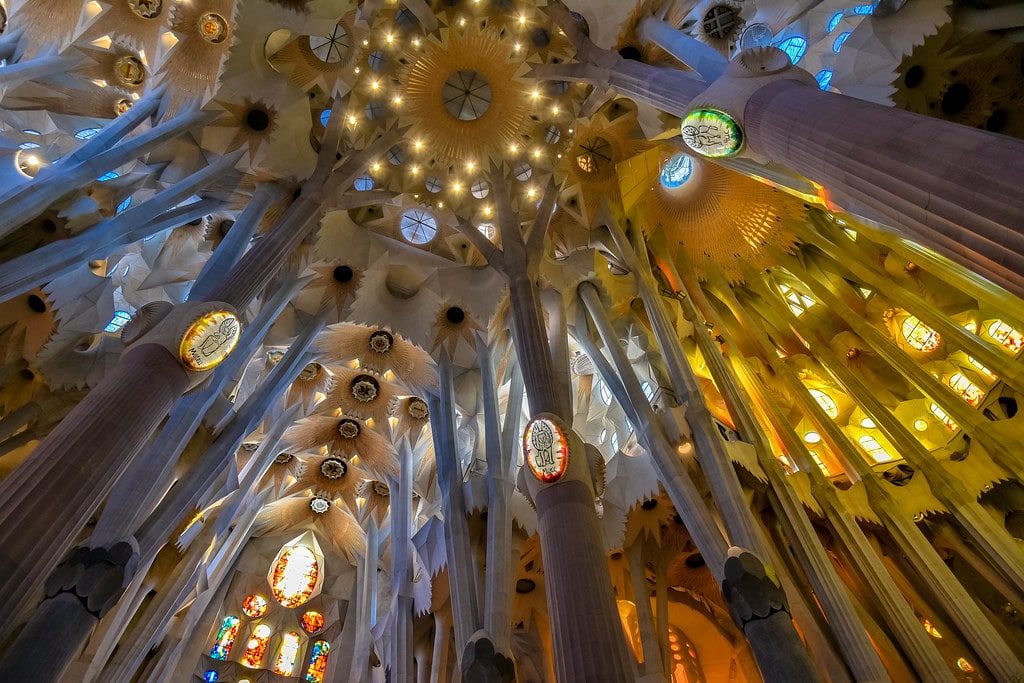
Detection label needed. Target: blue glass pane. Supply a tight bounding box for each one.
[97,171,119,182]
[354,174,373,191]
[18,141,40,150]
[203,671,218,683]
[320,109,331,127]
[853,3,877,14]
[117,197,132,214]
[660,153,693,188]
[104,311,132,333]
[75,127,101,139]
[827,12,843,33]
[777,36,808,64]
[833,32,851,53]
[815,69,834,90]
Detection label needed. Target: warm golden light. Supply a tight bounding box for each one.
[179,311,241,372]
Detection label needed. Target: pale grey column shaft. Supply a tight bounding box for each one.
[636,15,727,81]
[390,439,415,683]
[350,521,379,682]
[744,80,1024,299]
[429,351,483,659]
[0,344,189,635]
[0,594,100,683]
[0,54,83,86]
[478,335,519,656]
[540,287,574,421]
[578,281,729,574]
[627,542,666,678]
[430,611,452,683]
[187,183,281,301]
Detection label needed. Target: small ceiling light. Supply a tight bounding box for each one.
[804,431,821,444]
[860,418,876,429]
[913,419,928,431]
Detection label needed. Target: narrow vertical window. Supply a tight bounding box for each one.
[305,639,331,683]
[858,435,892,463]
[241,624,272,668]
[209,616,240,660]
[273,631,303,675]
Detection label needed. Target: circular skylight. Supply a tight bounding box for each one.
[575,137,612,174]
[400,209,438,244]
[309,23,351,64]
[660,153,694,188]
[442,70,492,121]
[738,23,773,49]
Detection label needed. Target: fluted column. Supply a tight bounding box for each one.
[744,79,1024,299]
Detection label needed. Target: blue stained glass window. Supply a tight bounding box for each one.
[833,32,851,53]
[116,196,132,214]
[104,311,132,333]
[827,11,843,32]
[319,109,331,127]
[853,3,877,13]
[75,127,101,139]
[18,141,40,150]
[660,153,694,188]
[203,671,218,683]
[354,174,373,191]
[815,69,834,90]
[777,36,808,64]
[97,171,119,182]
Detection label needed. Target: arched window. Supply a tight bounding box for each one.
[858,434,892,463]
[242,594,267,618]
[815,69,833,90]
[808,389,838,418]
[832,31,851,52]
[209,615,240,660]
[987,320,1023,353]
[270,541,322,608]
[305,640,331,683]
[273,631,303,675]
[104,310,132,334]
[777,36,807,64]
[75,127,101,140]
[928,403,959,431]
[827,11,844,32]
[241,623,272,668]
[598,382,612,405]
[641,381,656,402]
[807,450,831,476]
[901,316,940,352]
[947,373,984,407]
[965,357,997,382]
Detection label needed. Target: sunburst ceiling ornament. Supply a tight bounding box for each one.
[403,25,529,164]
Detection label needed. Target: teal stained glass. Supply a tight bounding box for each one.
[815,69,834,90]
[827,12,843,32]
[833,32,851,52]
[777,36,807,64]
[660,153,693,188]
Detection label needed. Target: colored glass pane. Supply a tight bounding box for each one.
[828,11,844,32]
[117,196,132,214]
[966,357,997,382]
[809,389,838,419]
[204,671,218,683]
[301,610,325,633]
[242,594,268,618]
[271,545,320,608]
[777,36,807,64]
[780,283,815,316]
[957,658,975,672]
[241,623,272,668]
[209,615,240,660]
[901,316,940,352]
[815,69,833,90]
[75,127,101,139]
[853,3,877,13]
[948,373,984,407]
[988,320,1023,353]
[922,619,942,638]
[928,403,959,431]
[320,109,332,127]
[833,31,851,52]
[104,310,132,333]
[858,435,892,463]
[273,631,302,676]
[306,640,331,683]
[660,153,693,188]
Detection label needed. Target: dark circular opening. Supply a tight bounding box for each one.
[40,219,57,233]
[445,307,465,324]
[334,265,354,282]
[640,499,658,510]
[530,28,551,47]
[940,82,971,116]
[610,551,623,560]
[986,109,1008,132]
[188,217,204,226]
[218,220,234,237]
[20,368,35,381]
[515,578,536,593]
[27,294,46,313]
[618,45,643,62]
[903,65,924,89]
[246,109,270,131]
[684,553,706,568]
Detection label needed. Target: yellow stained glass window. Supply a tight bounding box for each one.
[858,435,893,463]
[273,631,302,676]
[988,320,1023,353]
[922,619,942,638]
[242,594,268,618]
[901,316,940,352]
[271,545,320,608]
[808,450,831,476]
[301,610,325,633]
[808,389,838,419]
[947,373,984,407]
[966,357,998,382]
[241,624,272,668]
[928,403,959,432]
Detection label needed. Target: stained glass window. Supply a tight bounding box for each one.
[808,450,831,476]
[241,624,272,668]
[204,671,218,683]
[777,36,807,64]
[660,153,693,188]
[901,316,940,352]
[858,435,892,463]
[306,640,331,683]
[75,127,101,140]
[809,389,838,419]
[947,373,984,407]
[928,403,959,431]
[209,616,240,660]
[320,109,332,127]
[833,31,851,52]
[273,631,303,676]
[966,357,998,382]
[827,11,844,32]
[957,658,975,673]
[815,69,833,90]
[271,545,320,608]
[922,619,942,638]
[242,594,268,618]
[301,610,325,633]
[117,196,133,214]
[779,283,815,316]
[988,320,1023,353]
[104,310,132,333]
